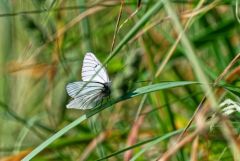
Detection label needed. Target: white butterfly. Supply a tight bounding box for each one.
[66,52,111,110]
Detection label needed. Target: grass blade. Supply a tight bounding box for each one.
[22,81,198,160]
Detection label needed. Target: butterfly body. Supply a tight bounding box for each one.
[66,53,110,110]
[102,82,111,97]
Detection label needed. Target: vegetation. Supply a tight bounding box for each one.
[0,0,239,161]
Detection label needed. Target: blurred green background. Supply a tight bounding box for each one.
[0,0,239,161]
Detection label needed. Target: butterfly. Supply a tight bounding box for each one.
[66,52,111,110]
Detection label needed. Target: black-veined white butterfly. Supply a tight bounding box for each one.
[66,52,111,110]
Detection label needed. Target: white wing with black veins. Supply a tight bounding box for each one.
[82,52,109,83]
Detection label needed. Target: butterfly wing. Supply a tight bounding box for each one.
[82,52,109,83]
[66,81,104,98]
[66,91,103,109]
[66,81,104,109]
[66,52,110,110]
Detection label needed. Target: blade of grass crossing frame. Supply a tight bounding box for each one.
[130,127,195,161]
[22,81,198,160]
[96,127,195,161]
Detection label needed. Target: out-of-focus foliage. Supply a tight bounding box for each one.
[0,0,239,161]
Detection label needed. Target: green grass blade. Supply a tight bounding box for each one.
[162,0,217,106]
[22,81,198,161]
[130,127,195,161]
[96,126,195,161]
[223,85,240,97]
[104,1,163,63]
[22,115,87,161]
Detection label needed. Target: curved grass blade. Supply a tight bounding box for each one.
[96,126,195,161]
[130,127,195,161]
[22,81,199,161]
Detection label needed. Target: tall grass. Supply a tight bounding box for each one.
[0,0,239,161]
